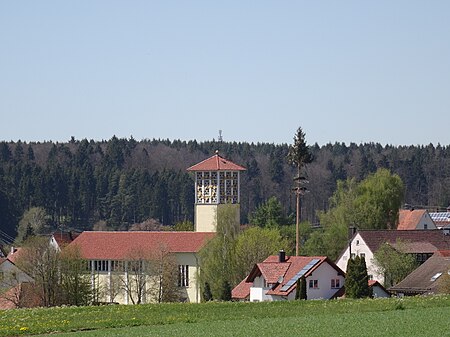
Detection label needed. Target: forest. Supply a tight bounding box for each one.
[1,136,450,243]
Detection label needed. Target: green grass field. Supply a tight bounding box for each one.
[1,296,450,337]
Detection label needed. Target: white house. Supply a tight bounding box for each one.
[336,230,450,285]
[232,252,345,301]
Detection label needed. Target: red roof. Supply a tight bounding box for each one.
[7,247,24,265]
[69,231,215,260]
[0,283,41,309]
[231,278,251,300]
[254,262,290,284]
[397,209,427,230]
[369,280,381,287]
[435,250,450,257]
[187,154,246,172]
[52,231,80,248]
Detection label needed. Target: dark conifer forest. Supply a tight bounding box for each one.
[1,137,450,241]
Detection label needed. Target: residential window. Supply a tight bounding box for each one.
[331,279,340,289]
[356,240,360,246]
[178,265,189,287]
[351,253,356,259]
[424,224,428,230]
[309,279,318,289]
[360,253,366,259]
[368,275,373,280]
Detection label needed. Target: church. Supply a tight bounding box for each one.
[68,152,245,304]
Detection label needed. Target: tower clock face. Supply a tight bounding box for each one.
[196,171,239,204]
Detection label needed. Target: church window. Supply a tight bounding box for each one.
[178,265,189,287]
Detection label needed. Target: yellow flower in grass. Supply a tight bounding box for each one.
[19,327,28,331]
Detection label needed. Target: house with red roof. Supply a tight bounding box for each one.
[49,231,81,251]
[336,230,450,285]
[232,251,345,301]
[397,209,436,230]
[67,153,245,304]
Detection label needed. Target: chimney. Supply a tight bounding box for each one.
[279,249,286,263]
[348,226,357,240]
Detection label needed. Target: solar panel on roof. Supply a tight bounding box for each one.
[280,258,320,292]
[430,212,450,221]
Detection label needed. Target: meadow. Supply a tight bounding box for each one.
[1,296,449,337]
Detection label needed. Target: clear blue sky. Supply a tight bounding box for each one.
[1,1,450,146]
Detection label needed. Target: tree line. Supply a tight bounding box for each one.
[1,136,450,241]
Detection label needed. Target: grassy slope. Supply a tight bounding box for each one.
[1,296,450,337]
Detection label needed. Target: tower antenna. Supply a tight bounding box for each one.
[218,130,223,142]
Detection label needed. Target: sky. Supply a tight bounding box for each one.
[1,1,450,146]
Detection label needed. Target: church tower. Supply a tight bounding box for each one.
[187,152,246,232]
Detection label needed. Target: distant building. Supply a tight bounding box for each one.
[0,258,35,309]
[336,230,450,285]
[397,209,436,230]
[187,152,246,232]
[232,252,345,302]
[68,152,245,304]
[389,250,450,296]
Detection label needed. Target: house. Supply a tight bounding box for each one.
[0,258,33,289]
[369,280,390,298]
[6,247,25,265]
[397,209,436,230]
[49,231,81,251]
[389,250,450,296]
[0,282,40,309]
[0,258,35,309]
[232,251,345,301]
[67,153,245,304]
[330,280,390,299]
[336,230,450,285]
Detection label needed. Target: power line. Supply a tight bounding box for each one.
[0,229,15,245]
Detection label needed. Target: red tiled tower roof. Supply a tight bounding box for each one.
[68,231,215,260]
[187,153,246,172]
